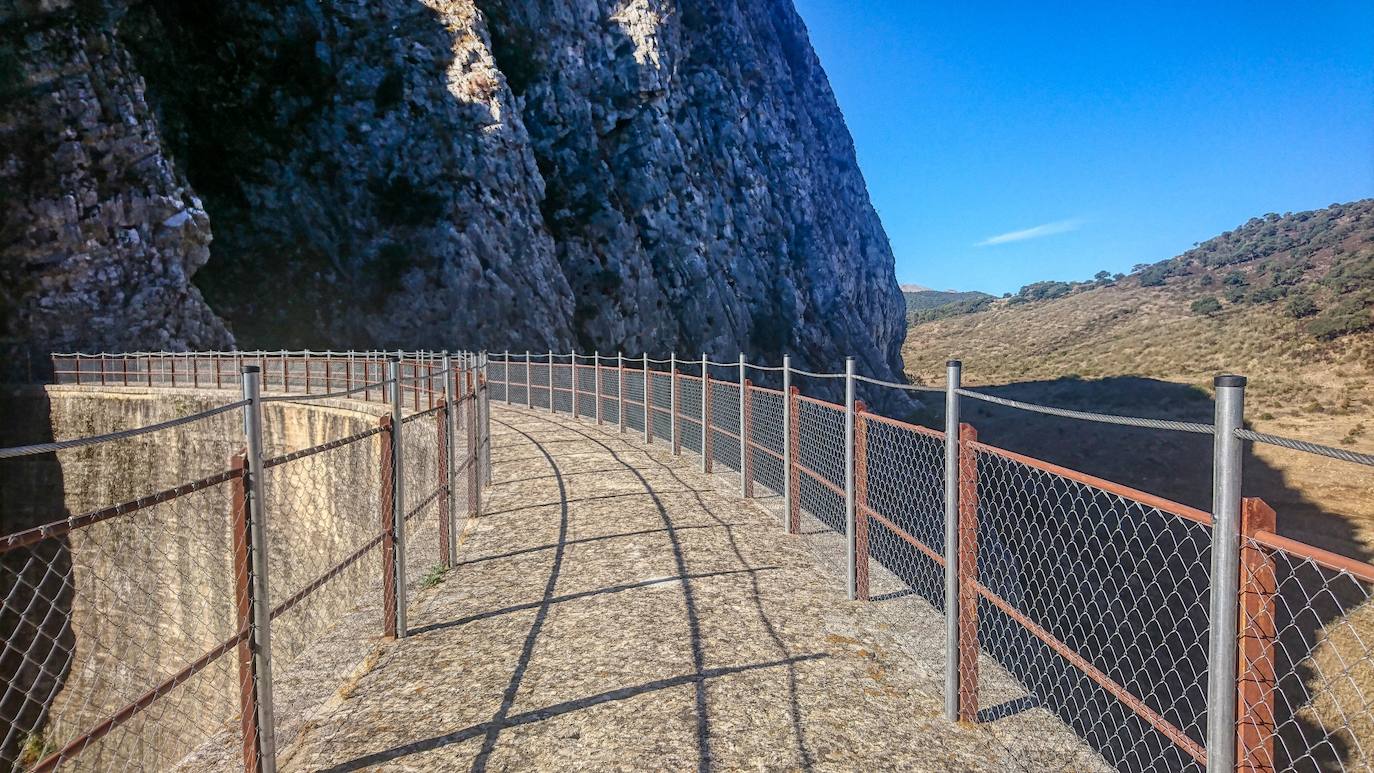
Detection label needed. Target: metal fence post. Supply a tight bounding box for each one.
[738,353,747,497]
[437,397,452,569]
[957,421,980,723]
[466,368,480,521]
[742,377,754,498]
[943,359,962,722]
[442,352,457,566]
[1206,374,1247,773]
[571,350,579,418]
[644,354,652,445]
[525,351,533,409]
[1238,497,1277,771]
[855,400,870,601]
[548,350,555,413]
[481,352,492,485]
[380,413,398,637]
[843,357,856,600]
[671,352,680,455]
[239,367,277,771]
[618,352,626,433]
[387,357,408,637]
[501,351,510,405]
[595,351,603,425]
[701,354,711,473]
[229,452,262,773]
[782,355,793,532]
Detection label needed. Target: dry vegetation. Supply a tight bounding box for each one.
[902,201,1374,557]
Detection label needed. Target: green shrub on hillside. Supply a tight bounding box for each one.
[1307,298,1374,340]
[1287,295,1318,319]
[1017,281,1075,301]
[1190,297,1222,316]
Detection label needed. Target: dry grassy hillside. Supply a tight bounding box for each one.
[902,201,1374,556]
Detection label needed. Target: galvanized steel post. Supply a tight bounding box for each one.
[504,351,511,405]
[547,350,555,413]
[571,350,578,418]
[240,366,277,772]
[442,351,458,566]
[481,352,492,485]
[738,353,747,498]
[525,351,533,409]
[387,357,408,637]
[595,351,603,425]
[1206,374,1247,773]
[844,357,856,600]
[943,359,962,721]
[618,352,626,433]
[700,353,710,473]
[781,354,792,531]
[643,354,651,444]
[670,352,679,454]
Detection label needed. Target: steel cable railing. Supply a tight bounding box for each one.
[3,351,490,772]
[9,348,1374,771]
[481,351,1374,773]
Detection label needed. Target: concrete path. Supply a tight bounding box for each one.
[278,406,1101,772]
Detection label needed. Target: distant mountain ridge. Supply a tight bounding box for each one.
[902,288,994,320]
[902,198,1374,428]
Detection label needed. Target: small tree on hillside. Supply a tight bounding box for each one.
[1191,297,1223,316]
[1287,295,1318,319]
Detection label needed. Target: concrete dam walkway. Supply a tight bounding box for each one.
[278,406,1096,771]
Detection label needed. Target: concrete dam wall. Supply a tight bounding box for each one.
[1,386,441,770]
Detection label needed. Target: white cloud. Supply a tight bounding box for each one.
[976,218,1085,247]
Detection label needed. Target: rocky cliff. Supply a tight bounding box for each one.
[1,0,907,381]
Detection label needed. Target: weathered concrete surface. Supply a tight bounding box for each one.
[280,405,1103,771]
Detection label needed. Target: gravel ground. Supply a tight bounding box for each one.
[279,406,1104,772]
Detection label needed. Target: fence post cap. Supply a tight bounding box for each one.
[1214,374,1247,388]
[242,365,261,374]
[947,359,962,368]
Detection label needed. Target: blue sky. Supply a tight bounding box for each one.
[791,2,1374,295]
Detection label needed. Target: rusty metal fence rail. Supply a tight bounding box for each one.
[6,347,1373,771]
[2,351,490,772]
[488,351,1374,773]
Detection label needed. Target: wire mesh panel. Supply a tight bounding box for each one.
[400,409,444,597]
[855,414,946,608]
[0,474,247,772]
[708,380,741,473]
[971,443,1213,772]
[1242,531,1374,772]
[677,375,704,457]
[487,361,508,404]
[575,364,598,421]
[794,397,846,536]
[550,362,573,415]
[623,368,646,435]
[529,359,551,411]
[747,387,785,497]
[505,360,528,407]
[650,371,673,444]
[259,431,386,758]
[598,365,621,427]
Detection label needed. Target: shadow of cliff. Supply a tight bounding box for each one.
[894,376,1370,772]
[0,386,73,769]
[121,0,512,350]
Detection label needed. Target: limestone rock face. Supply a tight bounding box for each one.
[0,2,230,354]
[2,0,907,383]
[481,0,907,379]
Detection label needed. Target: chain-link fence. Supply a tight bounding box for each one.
[483,351,1374,773]
[3,351,489,772]
[8,348,1374,771]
